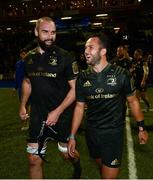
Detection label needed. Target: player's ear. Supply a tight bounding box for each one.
[34,27,38,37]
[101,48,107,56]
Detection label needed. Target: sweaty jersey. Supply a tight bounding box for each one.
[24,45,78,122]
[76,64,135,132]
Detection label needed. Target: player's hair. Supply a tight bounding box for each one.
[86,32,109,49]
[117,45,125,50]
[135,48,143,56]
[35,16,55,31]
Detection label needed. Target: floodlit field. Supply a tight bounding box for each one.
[0,88,153,179]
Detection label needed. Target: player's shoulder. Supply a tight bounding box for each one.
[55,46,75,63]
[25,48,37,59]
[16,59,24,65]
[110,64,129,76]
[54,46,69,56]
[78,67,92,79]
[23,48,38,65]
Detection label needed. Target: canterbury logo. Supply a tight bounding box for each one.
[83,80,92,87]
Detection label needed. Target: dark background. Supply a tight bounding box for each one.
[0,0,153,79]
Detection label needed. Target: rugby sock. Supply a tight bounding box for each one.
[71,159,82,179]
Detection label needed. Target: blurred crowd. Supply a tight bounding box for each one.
[0,29,153,87]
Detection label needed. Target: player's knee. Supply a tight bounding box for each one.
[28,154,42,166]
[27,144,44,166]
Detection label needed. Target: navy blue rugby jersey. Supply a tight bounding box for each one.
[76,64,135,130]
[113,57,132,72]
[132,59,145,84]
[24,45,78,120]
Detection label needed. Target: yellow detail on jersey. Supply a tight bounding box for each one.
[72,61,79,75]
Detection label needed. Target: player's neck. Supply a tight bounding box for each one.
[37,47,45,54]
[93,60,108,73]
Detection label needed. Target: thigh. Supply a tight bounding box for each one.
[85,128,102,159]
[28,118,42,143]
[101,164,120,179]
[28,106,44,143]
[56,121,71,143]
[86,129,124,168]
[101,132,124,168]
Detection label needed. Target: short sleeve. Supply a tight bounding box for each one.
[123,71,136,97]
[76,73,86,102]
[64,54,79,81]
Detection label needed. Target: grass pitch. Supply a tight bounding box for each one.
[0,88,153,179]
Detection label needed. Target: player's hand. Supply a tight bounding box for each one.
[138,130,148,144]
[45,109,60,126]
[19,106,29,121]
[68,138,76,158]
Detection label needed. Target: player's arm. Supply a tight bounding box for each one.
[141,62,149,87]
[46,79,76,126]
[127,94,148,144]
[68,101,85,157]
[57,79,76,113]
[12,63,19,95]
[19,78,31,120]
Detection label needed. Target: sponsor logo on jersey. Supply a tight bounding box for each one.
[95,88,104,93]
[28,72,56,78]
[107,77,117,86]
[87,93,117,100]
[83,80,92,87]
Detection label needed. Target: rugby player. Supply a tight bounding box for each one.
[19,16,81,179]
[68,34,148,179]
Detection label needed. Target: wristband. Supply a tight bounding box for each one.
[67,134,75,140]
[137,120,146,131]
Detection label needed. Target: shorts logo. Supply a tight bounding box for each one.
[107,77,117,86]
[83,80,92,87]
[111,158,120,166]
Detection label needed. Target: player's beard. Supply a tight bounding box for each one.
[38,38,55,52]
[86,54,101,66]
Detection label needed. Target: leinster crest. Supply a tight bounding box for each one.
[107,77,117,86]
[48,51,57,66]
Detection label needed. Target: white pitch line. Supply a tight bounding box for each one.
[142,108,153,112]
[126,115,137,179]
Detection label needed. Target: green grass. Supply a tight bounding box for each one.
[130,88,153,179]
[0,88,153,179]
